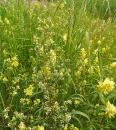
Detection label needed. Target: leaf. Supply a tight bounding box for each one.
[107,92,116,100]
[72,116,83,128]
[71,110,90,121]
[99,93,106,104]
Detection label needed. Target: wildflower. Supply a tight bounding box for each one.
[63,33,68,41]
[98,112,105,116]
[88,66,94,74]
[65,113,71,122]
[97,40,101,45]
[39,46,44,54]
[110,62,116,68]
[3,107,10,119]
[74,127,79,130]
[50,50,56,65]
[20,98,30,105]
[14,111,25,120]
[18,122,26,130]
[106,101,116,118]
[83,58,88,65]
[97,78,115,94]
[12,90,17,96]
[37,126,44,130]
[64,124,68,130]
[11,56,19,67]
[94,56,98,64]
[70,124,79,130]
[93,49,98,55]
[34,99,40,105]
[81,48,87,59]
[24,84,34,96]
[42,66,51,77]
[3,77,8,82]
[102,37,105,40]
[90,40,93,43]
[4,18,10,25]
[60,3,64,9]
[102,47,108,53]
[74,99,81,105]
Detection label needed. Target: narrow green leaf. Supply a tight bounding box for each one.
[71,110,90,121]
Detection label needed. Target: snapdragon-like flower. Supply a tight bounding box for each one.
[97,78,115,94]
[106,101,116,118]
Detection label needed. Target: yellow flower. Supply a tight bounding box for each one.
[37,126,44,130]
[50,50,56,65]
[106,101,116,118]
[34,99,40,105]
[64,124,68,130]
[74,100,80,105]
[81,48,87,59]
[70,124,79,130]
[4,18,10,25]
[24,85,34,96]
[63,33,68,41]
[83,58,88,65]
[97,78,115,94]
[74,127,79,130]
[3,77,8,82]
[42,65,51,77]
[97,40,101,45]
[11,56,19,67]
[18,122,26,130]
[110,62,116,68]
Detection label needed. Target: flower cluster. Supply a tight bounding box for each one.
[97,78,115,94]
[106,101,116,118]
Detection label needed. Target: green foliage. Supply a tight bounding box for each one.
[0,0,116,130]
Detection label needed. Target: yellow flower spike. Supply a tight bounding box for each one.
[42,65,51,77]
[24,84,34,96]
[83,58,88,65]
[81,48,87,59]
[97,78,115,94]
[11,56,19,67]
[106,101,116,118]
[50,50,56,65]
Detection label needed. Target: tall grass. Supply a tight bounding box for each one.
[0,0,116,129]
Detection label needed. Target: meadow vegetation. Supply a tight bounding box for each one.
[0,0,116,130]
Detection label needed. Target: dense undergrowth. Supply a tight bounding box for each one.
[0,0,116,130]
